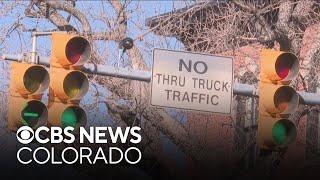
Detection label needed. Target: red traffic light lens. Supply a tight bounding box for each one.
[66,37,91,65]
[275,53,298,81]
[275,58,289,79]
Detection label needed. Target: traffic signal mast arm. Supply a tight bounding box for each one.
[3,53,320,106]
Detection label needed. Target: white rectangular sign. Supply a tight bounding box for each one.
[151,48,234,114]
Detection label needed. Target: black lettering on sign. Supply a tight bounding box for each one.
[164,90,219,106]
[179,59,192,72]
[155,74,185,87]
[211,95,219,105]
[194,61,207,74]
[222,82,229,92]
[165,89,172,100]
[191,78,229,92]
[179,59,208,74]
[156,74,162,84]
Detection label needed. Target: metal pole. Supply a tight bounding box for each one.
[2,54,151,82]
[2,53,320,105]
[31,34,37,63]
[84,63,152,82]
[31,32,54,36]
[298,92,320,105]
[30,31,67,63]
[118,49,122,68]
[2,54,23,62]
[233,83,257,97]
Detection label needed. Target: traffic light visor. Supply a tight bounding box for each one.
[23,65,49,94]
[63,71,89,99]
[272,119,296,146]
[66,36,91,66]
[21,100,48,128]
[61,106,86,128]
[275,53,299,81]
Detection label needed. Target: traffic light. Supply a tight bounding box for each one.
[258,49,299,150]
[8,63,49,132]
[48,32,90,130]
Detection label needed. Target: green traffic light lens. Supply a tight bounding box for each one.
[272,122,286,145]
[23,66,49,94]
[61,106,86,128]
[63,71,89,99]
[272,119,297,146]
[21,100,48,128]
[61,108,77,128]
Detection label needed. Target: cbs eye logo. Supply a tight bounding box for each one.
[17,126,34,144]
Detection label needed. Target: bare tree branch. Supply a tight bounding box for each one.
[292,0,315,22]
[47,1,91,32]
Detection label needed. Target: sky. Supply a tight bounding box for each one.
[1,1,191,58]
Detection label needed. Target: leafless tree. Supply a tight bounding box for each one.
[146,0,320,178]
[0,0,204,178]
[1,0,320,178]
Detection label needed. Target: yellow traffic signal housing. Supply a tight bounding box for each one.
[48,32,91,130]
[258,117,296,149]
[47,101,86,130]
[260,50,299,85]
[258,49,299,150]
[49,68,89,102]
[8,62,49,132]
[51,32,91,68]
[259,84,299,117]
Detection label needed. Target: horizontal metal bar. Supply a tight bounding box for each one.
[2,54,23,61]
[233,83,257,97]
[2,53,320,105]
[31,31,96,37]
[31,31,54,36]
[84,64,151,82]
[298,92,320,106]
[2,54,151,82]
[232,83,320,105]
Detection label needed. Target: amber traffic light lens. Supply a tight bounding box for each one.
[66,37,91,65]
[275,53,299,81]
[61,106,86,128]
[21,100,48,128]
[63,71,89,99]
[272,119,296,146]
[23,66,49,94]
[274,86,299,114]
